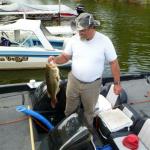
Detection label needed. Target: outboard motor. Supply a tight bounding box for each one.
[31,80,67,129]
[76,4,85,15]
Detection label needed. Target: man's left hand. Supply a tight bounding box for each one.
[114,84,122,95]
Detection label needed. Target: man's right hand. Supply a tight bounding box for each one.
[48,56,55,63]
[48,53,70,64]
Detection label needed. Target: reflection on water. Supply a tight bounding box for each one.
[0,68,70,84]
[76,0,150,75]
[0,0,150,84]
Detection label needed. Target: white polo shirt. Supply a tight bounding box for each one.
[64,31,117,82]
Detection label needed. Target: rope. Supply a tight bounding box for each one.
[32,117,49,132]
[129,99,150,105]
[0,115,49,132]
[0,116,29,126]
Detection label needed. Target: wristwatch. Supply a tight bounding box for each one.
[114,81,120,85]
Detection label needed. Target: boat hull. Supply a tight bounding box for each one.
[0,3,77,20]
[0,56,71,70]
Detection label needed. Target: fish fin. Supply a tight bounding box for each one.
[51,98,58,109]
[56,76,60,82]
[47,92,50,98]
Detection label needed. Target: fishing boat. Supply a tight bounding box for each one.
[0,19,73,70]
[0,73,150,150]
[0,2,78,20]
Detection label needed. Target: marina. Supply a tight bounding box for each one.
[0,1,150,149]
[0,0,149,84]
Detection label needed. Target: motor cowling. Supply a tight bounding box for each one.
[31,80,67,129]
[76,4,85,15]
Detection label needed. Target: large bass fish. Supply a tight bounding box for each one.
[45,63,60,108]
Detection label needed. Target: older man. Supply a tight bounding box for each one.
[48,13,122,126]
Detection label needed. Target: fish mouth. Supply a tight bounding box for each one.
[46,63,57,68]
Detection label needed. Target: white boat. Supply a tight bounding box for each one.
[0,2,78,19]
[0,19,73,70]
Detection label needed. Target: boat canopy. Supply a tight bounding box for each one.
[0,19,53,50]
[46,26,75,35]
[0,3,77,16]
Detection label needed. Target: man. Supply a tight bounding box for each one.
[48,13,122,126]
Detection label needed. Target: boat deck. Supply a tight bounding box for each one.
[0,90,35,150]
[121,78,150,118]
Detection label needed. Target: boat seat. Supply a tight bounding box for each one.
[0,37,11,46]
[95,103,141,139]
[111,118,150,150]
[95,84,127,115]
[118,104,142,129]
[100,83,127,107]
[96,108,133,139]
[48,113,96,150]
[94,85,141,140]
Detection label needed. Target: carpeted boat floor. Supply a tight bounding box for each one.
[0,91,34,150]
[0,107,32,150]
[122,78,150,118]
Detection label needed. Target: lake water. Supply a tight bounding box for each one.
[0,0,150,84]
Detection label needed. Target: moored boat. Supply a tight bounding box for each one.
[0,19,73,70]
[0,2,78,20]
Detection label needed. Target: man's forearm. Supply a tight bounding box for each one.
[110,59,121,84]
[54,53,70,64]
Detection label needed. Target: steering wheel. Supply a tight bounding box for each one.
[1,31,9,39]
[1,31,20,46]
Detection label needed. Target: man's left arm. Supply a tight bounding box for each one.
[109,59,122,95]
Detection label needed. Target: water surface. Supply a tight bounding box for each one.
[0,0,150,84]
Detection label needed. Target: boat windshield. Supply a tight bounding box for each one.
[40,23,67,38]
[0,30,43,48]
[40,23,51,37]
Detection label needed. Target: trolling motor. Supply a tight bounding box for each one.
[76,4,85,15]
